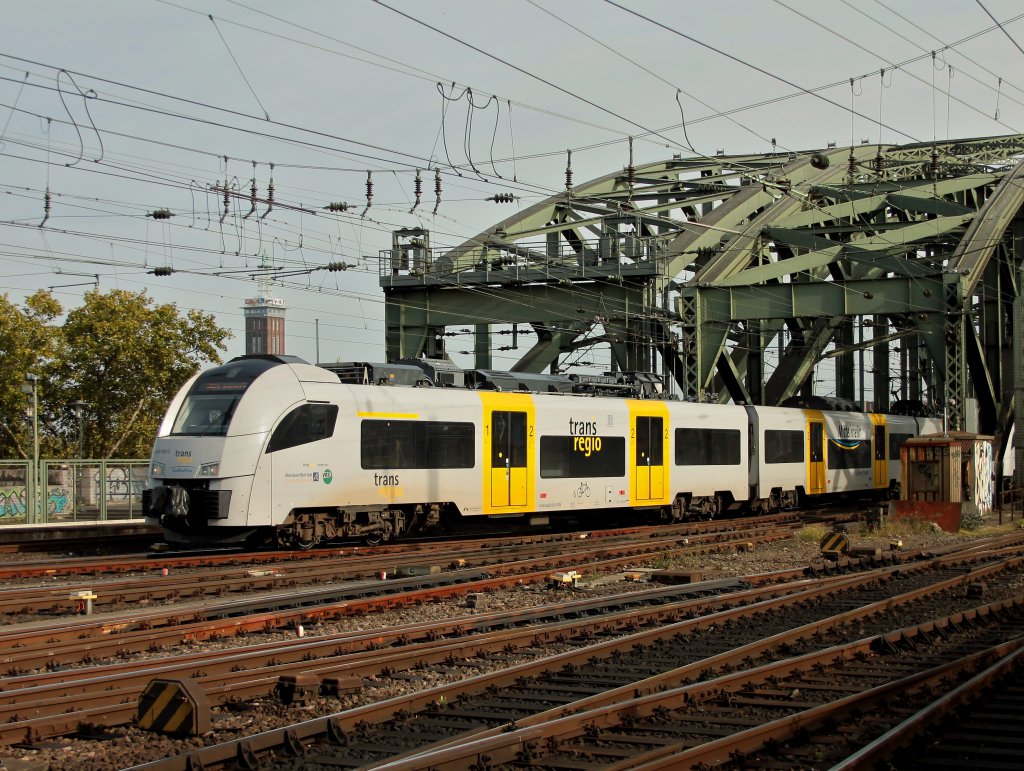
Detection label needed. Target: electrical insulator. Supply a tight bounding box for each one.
[245,166,258,219]
[262,163,275,219]
[365,171,373,209]
[410,168,423,213]
[152,266,175,276]
[150,209,173,220]
[433,167,442,215]
[874,150,884,176]
[40,188,51,228]
[323,202,350,212]
[626,136,635,189]
[565,149,573,191]
[489,193,515,203]
[930,148,939,178]
[847,151,856,179]
[325,261,349,272]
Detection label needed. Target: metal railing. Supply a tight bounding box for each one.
[998,485,1023,523]
[0,459,148,525]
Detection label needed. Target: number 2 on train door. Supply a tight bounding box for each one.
[490,410,527,507]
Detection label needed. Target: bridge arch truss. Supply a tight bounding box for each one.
[379,134,1024,476]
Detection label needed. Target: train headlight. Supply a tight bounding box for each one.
[198,462,220,477]
[150,462,165,476]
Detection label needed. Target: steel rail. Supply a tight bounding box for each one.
[115,554,1024,769]
[366,600,1024,771]
[0,522,790,616]
[0,514,799,580]
[827,642,1024,770]
[0,529,793,656]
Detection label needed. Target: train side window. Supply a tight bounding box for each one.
[675,428,741,465]
[764,429,804,464]
[267,404,339,453]
[874,425,886,461]
[539,435,626,478]
[425,422,475,468]
[827,437,872,469]
[889,432,914,460]
[492,411,527,468]
[635,416,663,466]
[362,420,474,469]
[362,420,418,468]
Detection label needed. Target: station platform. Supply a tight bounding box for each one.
[0,519,161,550]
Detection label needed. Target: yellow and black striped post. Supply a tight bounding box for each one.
[137,678,210,735]
[819,529,850,560]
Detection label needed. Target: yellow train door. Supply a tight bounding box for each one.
[489,409,528,507]
[872,418,887,489]
[808,418,826,495]
[481,392,534,514]
[633,413,665,503]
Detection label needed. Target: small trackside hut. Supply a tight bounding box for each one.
[890,432,994,532]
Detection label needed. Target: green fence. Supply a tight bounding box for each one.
[0,459,148,525]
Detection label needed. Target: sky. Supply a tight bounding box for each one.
[2,0,1023,372]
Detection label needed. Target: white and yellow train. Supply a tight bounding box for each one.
[143,355,942,547]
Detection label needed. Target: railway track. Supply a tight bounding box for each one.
[0,526,796,668]
[0,531,1018,767]
[0,513,799,581]
[844,643,1024,769]
[112,543,1024,770]
[0,519,799,621]
[2,520,1019,769]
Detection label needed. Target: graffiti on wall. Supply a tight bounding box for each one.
[0,485,72,518]
[0,486,28,518]
[101,466,144,501]
[1,463,146,520]
[48,488,70,515]
[0,466,28,519]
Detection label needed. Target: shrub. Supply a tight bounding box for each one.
[960,507,984,531]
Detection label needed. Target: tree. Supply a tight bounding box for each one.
[0,291,62,459]
[1,289,231,459]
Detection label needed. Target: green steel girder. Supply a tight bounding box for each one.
[947,156,1024,294]
[380,134,1024,450]
[383,282,646,364]
[510,323,591,373]
[797,177,986,221]
[678,273,958,322]
[673,140,1024,421]
[722,215,970,287]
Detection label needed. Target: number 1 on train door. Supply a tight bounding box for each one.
[490,410,527,507]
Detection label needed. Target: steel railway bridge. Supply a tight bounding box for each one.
[378,134,1024,483]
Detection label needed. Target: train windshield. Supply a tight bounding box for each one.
[170,356,284,436]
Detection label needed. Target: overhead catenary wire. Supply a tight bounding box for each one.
[974,0,1024,61]
[4,3,1019,370]
[772,0,1021,135]
[847,0,1024,108]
